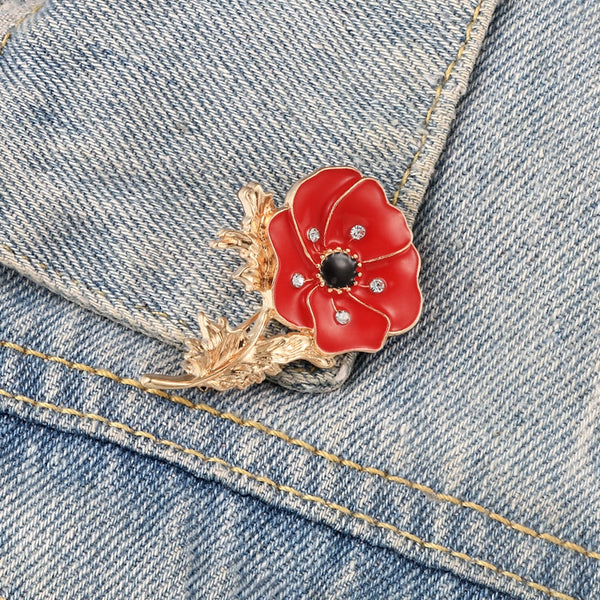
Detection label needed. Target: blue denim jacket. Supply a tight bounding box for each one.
[1,0,599,598]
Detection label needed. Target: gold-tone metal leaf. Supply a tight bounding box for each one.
[143,307,335,391]
[175,310,277,391]
[183,313,248,379]
[212,183,278,292]
[262,333,336,369]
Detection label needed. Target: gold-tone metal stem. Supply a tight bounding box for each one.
[139,372,200,389]
[141,301,273,390]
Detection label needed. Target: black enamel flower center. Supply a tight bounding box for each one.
[320,252,358,288]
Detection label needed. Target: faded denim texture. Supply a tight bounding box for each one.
[0,0,494,390]
[1,0,600,599]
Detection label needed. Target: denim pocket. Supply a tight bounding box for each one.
[0,0,495,391]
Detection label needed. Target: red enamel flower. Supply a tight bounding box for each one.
[268,166,422,355]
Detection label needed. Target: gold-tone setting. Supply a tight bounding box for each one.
[141,182,336,391]
[316,246,361,293]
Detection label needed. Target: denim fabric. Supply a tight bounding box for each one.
[1,1,600,600]
[0,0,37,39]
[0,413,514,600]
[0,0,495,390]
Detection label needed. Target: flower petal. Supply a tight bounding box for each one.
[268,209,317,329]
[354,244,422,334]
[323,178,412,262]
[307,286,390,354]
[288,167,362,259]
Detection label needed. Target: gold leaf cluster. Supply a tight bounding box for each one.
[212,183,278,292]
[182,312,335,391]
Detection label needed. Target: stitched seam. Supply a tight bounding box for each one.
[0,243,194,331]
[392,0,484,204]
[2,340,599,563]
[0,387,580,600]
[0,3,43,54]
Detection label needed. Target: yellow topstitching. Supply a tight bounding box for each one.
[0,4,43,53]
[392,0,483,204]
[1,339,598,564]
[0,386,579,600]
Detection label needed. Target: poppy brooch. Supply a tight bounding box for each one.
[142,167,422,391]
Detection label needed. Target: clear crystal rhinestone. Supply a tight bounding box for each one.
[291,273,305,288]
[370,278,385,293]
[350,224,366,240]
[335,310,351,325]
[307,227,320,242]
